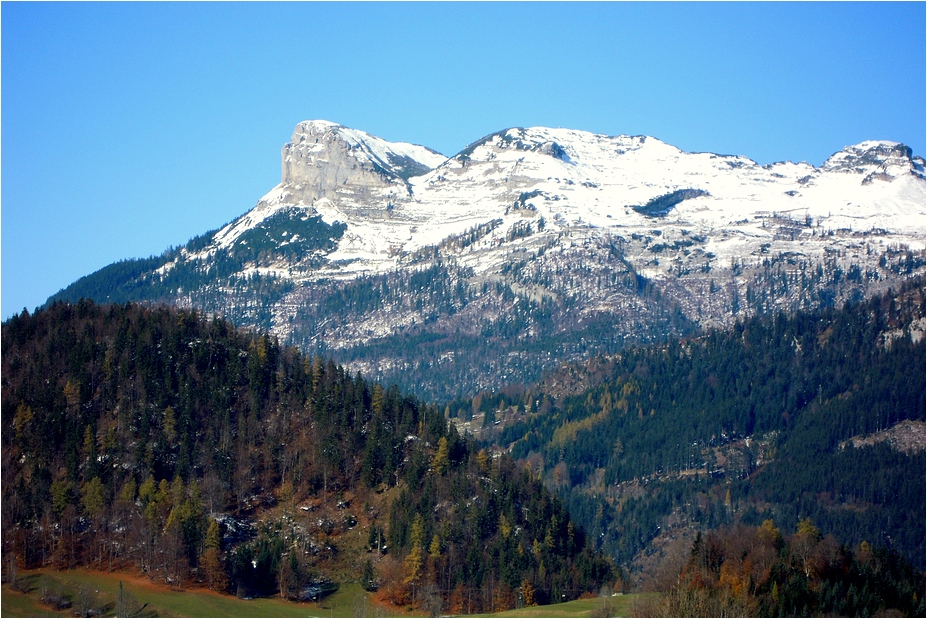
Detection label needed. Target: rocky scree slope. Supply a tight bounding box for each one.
[48,121,927,399]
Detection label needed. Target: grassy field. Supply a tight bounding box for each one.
[1,569,640,618]
[472,594,643,618]
[1,570,413,618]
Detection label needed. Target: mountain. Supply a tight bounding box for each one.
[47,122,926,399]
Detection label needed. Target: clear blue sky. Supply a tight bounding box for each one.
[3,2,924,319]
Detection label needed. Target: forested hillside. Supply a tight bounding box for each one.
[470,279,925,573]
[4,284,923,616]
[643,520,925,617]
[1,301,612,612]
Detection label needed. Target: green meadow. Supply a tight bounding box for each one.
[1,569,639,617]
[472,594,643,617]
[1,570,408,618]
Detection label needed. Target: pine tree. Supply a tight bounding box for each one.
[361,559,378,592]
[403,514,426,604]
[200,518,227,591]
[431,437,449,475]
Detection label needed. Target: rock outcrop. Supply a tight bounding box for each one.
[280,120,445,217]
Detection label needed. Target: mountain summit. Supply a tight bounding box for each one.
[48,122,926,398]
[280,120,445,200]
[208,124,925,278]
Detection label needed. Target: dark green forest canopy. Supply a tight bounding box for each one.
[1,300,613,607]
[481,279,925,566]
[45,212,346,308]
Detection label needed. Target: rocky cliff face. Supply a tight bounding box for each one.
[47,122,926,399]
[822,140,925,176]
[278,120,446,218]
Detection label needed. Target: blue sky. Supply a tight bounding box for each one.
[3,2,925,319]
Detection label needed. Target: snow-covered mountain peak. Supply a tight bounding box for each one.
[208,123,451,254]
[284,120,446,186]
[821,140,918,175]
[201,121,924,288]
[294,119,341,133]
[451,126,668,166]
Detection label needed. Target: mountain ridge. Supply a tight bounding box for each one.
[47,121,926,399]
[188,122,926,276]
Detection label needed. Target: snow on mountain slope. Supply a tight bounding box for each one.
[211,121,448,254]
[201,123,924,286]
